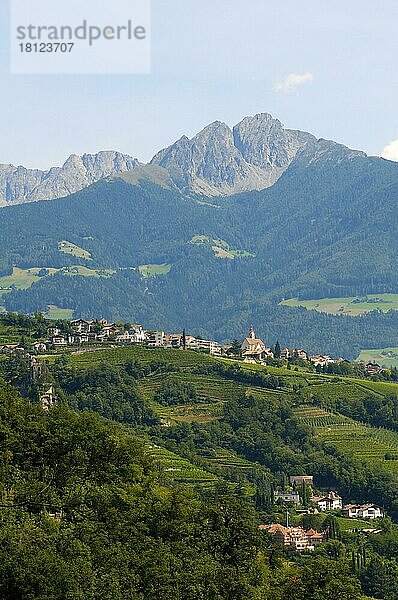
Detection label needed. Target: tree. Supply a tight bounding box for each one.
[287,557,362,600]
[324,515,340,540]
[229,339,242,356]
[274,341,281,359]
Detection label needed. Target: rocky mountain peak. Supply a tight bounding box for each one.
[0,151,140,206]
[150,113,318,195]
[0,112,369,206]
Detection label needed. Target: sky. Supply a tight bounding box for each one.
[0,0,398,169]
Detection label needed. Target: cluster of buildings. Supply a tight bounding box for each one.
[342,503,385,520]
[0,318,342,366]
[266,476,385,552]
[240,326,338,367]
[1,319,385,379]
[28,318,225,356]
[33,321,338,365]
[362,362,385,375]
[274,476,383,519]
[259,523,325,552]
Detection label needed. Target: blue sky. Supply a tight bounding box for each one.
[1,0,397,169]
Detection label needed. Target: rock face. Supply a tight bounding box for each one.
[0,151,140,205]
[150,113,317,195]
[0,113,367,206]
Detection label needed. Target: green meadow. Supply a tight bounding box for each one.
[189,234,255,259]
[44,305,75,320]
[281,293,398,316]
[58,240,92,260]
[357,347,398,369]
[138,263,172,277]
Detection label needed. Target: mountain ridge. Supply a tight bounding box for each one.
[0,144,398,357]
[0,113,367,206]
[0,150,140,206]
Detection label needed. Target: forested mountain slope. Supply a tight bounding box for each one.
[0,139,398,357]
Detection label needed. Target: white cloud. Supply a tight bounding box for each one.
[381,139,398,162]
[274,72,314,94]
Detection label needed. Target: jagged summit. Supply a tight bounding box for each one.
[0,113,367,205]
[0,151,140,206]
[150,112,319,195]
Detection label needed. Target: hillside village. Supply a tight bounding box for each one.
[1,317,388,378]
[266,479,385,552]
[1,308,398,599]
[0,312,392,547]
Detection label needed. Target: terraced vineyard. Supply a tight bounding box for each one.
[138,372,246,402]
[146,443,218,487]
[295,406,398,473]
[202,448,259,474]
[69,345,218,370]
[294,406,350,427]
[139,371,286,424]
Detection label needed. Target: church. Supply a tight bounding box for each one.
[241,326,273,361]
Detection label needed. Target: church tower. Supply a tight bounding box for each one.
[249,325,256,339]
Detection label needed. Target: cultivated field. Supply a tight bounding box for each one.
[58,240,92,260]
[295,406,398,474]
[281,294,398,316]
[357,347,398,369]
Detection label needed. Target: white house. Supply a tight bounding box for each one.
[145,330,165,347]
[196,339,222,356]
[130,325,145,343]
[290,475,314,487]
[312,491,342,511]
[71,319,91,334]
[343,504,384,520]
[164,334,183,348]
[274,490,301,506]
[47,327,61,337]
[310,355,335,367]
[32,342,48,353]
[116,326,145,344]
[52,335,67,348]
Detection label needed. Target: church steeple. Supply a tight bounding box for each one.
[249,325,256,339]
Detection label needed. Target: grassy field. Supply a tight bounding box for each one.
[189,235,255,260]
[58,240,92,260]
[336,517,375,532]
[281,294,398,316]
[0,267,59,292]
[139,263,171,277]
[357,348,398,369]
[62,265,116,278]
[0,267,59,310]
[44,305,75,320]
[0,265,117,313]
